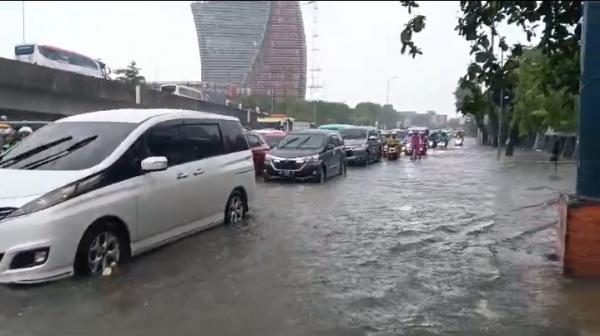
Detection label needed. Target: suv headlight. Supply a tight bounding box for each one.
[6,173,105,219]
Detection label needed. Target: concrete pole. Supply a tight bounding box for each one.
[497,48,504,161]
[577,1,600,198]
[386,75,399,105]
[22,1,25,43]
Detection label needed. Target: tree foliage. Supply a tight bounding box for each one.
[401,1,581,144]
[233,96,405,128]
[114,61,146,85]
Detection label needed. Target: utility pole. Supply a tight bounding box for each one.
[497,48,504,161]
[22,1,25,43]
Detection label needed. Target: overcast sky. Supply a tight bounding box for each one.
[0,1,532,116]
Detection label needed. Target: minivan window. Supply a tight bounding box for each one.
[340,128,367,140]
[0,122,136,170]
[330,134,343,147]
[182,124,223,160]
[146,122,192,166]
[247,134,261,148]
[278,134,325,149]
[220,120,249,153]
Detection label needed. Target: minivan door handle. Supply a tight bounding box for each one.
[193,168,205,176]
[176,172,188,180]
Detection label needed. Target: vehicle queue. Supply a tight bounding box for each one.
[250,123,465,183]
[0,111,464,284]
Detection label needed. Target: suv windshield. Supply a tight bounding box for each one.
[0,122,136,170]
[278,134,325,149]
[340,128,367,140]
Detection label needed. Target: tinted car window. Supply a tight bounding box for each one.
[0,122,136,171]
[340,128,367,140]
[220,120,248,153]
[182,124,223,160]
[331,134,343,147]
[146,122,192,166]
[247,134,261,148]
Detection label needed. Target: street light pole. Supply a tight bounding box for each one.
[386,75,399,105]
[22,1,25,43]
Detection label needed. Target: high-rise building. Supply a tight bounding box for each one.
[191,1,307,98]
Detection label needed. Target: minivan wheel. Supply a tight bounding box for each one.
[225,191,246,225]
[75,224,126,276]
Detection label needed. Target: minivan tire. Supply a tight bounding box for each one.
[74,222,128,277]
[225,190,246,225]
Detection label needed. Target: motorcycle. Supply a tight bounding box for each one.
[387,144,400,161]
[454,137,464,146]
[438,139,448,148]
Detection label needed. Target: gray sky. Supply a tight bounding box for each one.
[0,1,531,116]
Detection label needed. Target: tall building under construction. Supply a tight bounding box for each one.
[191,1,307,98]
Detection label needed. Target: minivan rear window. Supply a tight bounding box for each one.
[0,122,136,171]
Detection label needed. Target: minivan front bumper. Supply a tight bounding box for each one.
[264,161,322,181]
[0,208,83,284]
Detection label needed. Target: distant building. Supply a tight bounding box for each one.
[191,1,307,98]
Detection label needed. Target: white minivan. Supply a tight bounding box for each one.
[0,109,255,284]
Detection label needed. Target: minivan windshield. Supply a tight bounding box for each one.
[278,134,325,149]
[264,135,285,148]
[0,122,136,170]
[340,128,368,140]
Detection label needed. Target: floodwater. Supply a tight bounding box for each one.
[1,139,598,336]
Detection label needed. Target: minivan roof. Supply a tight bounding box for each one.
[58,108,239,124]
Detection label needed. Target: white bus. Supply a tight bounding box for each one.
[14,44,109,79]
[160,84,206,101]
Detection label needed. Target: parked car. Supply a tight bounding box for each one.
[340,126,382,166]
[255,129,287,149]
[264,129,346,182]
[246,131,270,173]
[0,108,255,284]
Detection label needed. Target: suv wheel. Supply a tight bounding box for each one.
[225,191,246,225]
[75,223,127,276]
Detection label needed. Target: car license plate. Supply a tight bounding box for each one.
[280,170,293,177]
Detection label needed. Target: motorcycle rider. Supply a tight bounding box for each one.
[410,131,422,160]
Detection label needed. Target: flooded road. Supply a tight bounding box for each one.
[1,139,598,336]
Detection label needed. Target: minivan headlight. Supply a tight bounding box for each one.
[306,154,320,163]
[6,173,105,219]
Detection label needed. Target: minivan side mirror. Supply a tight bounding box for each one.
[141,156,168,172]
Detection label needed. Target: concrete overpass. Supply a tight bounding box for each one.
[0,57,258,125]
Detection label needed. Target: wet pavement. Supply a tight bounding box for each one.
[1,139,599,336]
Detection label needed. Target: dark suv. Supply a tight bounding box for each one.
[340,126,382,165]
[264,129,346,182]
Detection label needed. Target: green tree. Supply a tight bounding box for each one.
[402,1,581,152]
[114,61,146,85]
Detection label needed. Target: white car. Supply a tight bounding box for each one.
[0,109,255,284]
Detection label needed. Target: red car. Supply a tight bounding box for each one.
[246,131,270,174]
[255,129,287,149]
